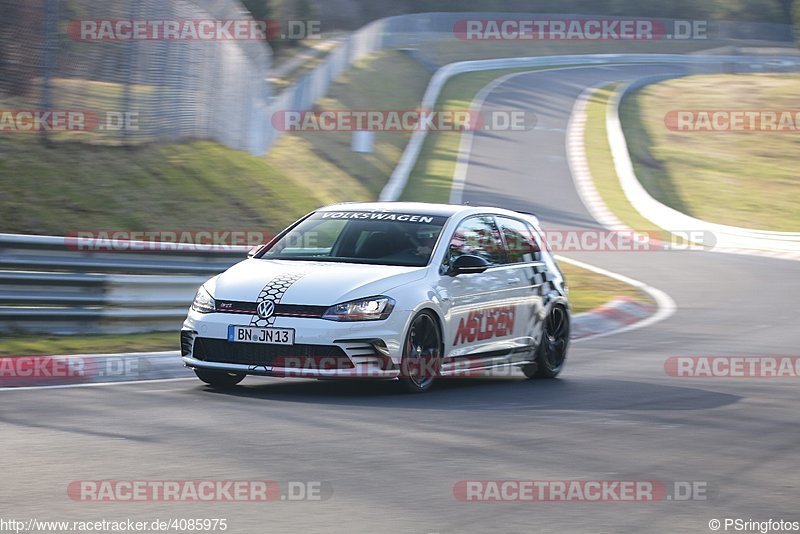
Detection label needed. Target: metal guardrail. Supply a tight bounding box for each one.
[0,234,247,275]
[0,234,247,335]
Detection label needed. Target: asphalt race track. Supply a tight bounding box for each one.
[2,64,799,533]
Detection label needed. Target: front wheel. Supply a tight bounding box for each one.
[399,311,442,393]
[523,305,569,379]
[194,368,245,388]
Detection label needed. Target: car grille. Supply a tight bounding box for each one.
[214,301,327,318]
[274,304,328,318]
[192,337,353,369]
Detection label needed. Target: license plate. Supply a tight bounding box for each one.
[228,325,295,345]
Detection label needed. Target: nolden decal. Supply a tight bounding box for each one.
[453,306,516,346]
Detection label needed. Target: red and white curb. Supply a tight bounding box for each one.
[572,297,655,340]
[566,85,629,232]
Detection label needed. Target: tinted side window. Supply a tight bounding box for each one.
[448,216,503,265]
[497,217,540,264]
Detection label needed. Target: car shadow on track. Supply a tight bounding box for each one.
[193,376,741,412]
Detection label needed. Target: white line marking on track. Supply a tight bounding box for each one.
[450,64,628,205]
[566,85,629,231]
[557,254,677,342]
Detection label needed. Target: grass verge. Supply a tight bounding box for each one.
[620,73,800,231]
[0,332,177,357]
[0,51,431,235]
[265,50,431,203]
[560,261,649,313]
[0,139,325,234]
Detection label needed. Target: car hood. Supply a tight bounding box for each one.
[207,258,428,305]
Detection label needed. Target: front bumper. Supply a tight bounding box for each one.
[181,308,411,379]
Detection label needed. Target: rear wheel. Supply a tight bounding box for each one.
[523,305,569,379]
[399,311,442,393]
[194,368,245,388]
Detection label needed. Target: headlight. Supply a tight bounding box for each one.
[322,296,395,322]
[191,285,216,314]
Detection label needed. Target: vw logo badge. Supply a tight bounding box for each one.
[256,300,275,320]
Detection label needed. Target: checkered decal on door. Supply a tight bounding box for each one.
[250,272,308,327]
[529,263,557,292]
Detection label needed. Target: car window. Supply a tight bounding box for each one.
[261,211,447,267]
[497,217,540,264]
[448,216,503,265]
[270,219,346,256]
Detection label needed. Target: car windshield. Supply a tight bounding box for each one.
[260,211,449,267]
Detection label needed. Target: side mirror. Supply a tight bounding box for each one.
[248,245,264,258]
[448,254,491,276]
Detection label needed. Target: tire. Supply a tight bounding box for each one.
[522,304,569,379]
[399,310,442,393]
[194,368,245,388]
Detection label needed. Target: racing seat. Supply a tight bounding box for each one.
[356,231,397,259]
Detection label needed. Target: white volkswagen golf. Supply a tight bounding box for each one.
[181,202,570,392]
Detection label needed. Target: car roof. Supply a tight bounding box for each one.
[318,202,536,221]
